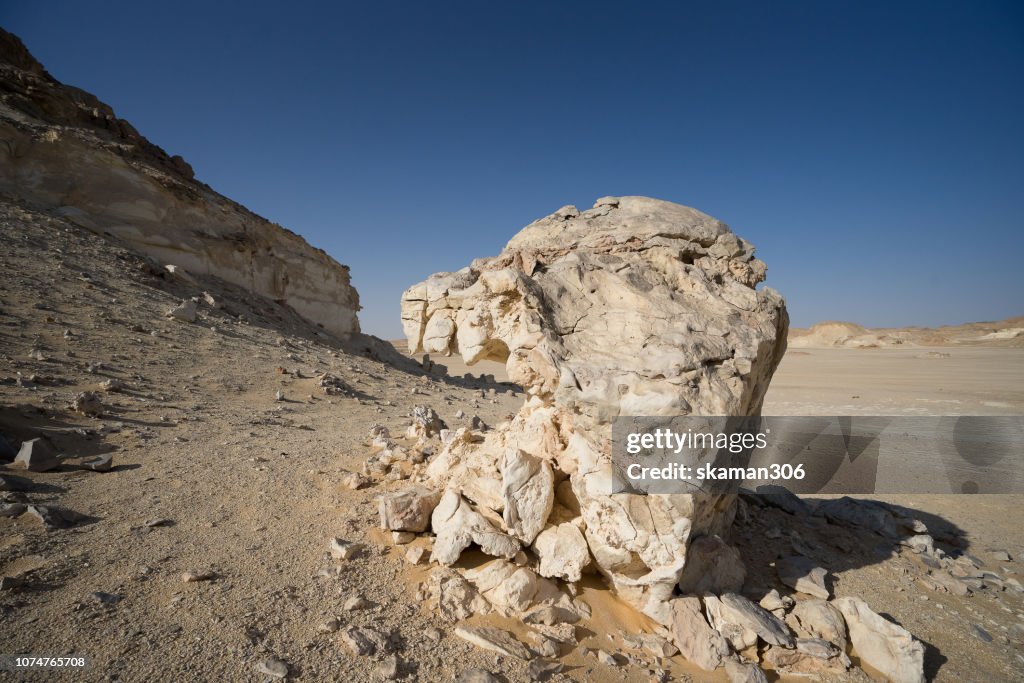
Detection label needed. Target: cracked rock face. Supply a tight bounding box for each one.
[401,196,788,623]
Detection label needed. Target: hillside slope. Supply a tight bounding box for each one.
[0,28,360,338]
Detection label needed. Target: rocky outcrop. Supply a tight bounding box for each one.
[0,29,359,337]
[401,196,788,629]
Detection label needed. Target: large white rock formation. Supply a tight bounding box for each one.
[0,29,360,337]
[402,196,788,625]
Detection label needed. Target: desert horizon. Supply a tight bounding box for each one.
[2,5,1023,683]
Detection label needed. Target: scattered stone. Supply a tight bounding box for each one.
[408,405,447,439]
[181,569,216,583]
[14,437,60,472]
[317,618,341,633]
[528,631,560,657]
[815,497,901,539]
[339,626,390,656]
[901,534,935,555]
[166,300,197,323]
[80,453,113,472]
[89,591,121,605]
[455,669,502,683]
[678,535,745,594]
[0,503,27,518]
[970,624,993,642]
[639,633,677,657]
[834,597,925,683]
[431,490,519,564]
[756,484,809,516]
[392,531,416,544]
[669,596,730,671]
[73,391,103,417]
[989,549,1012,562]
[533,521,590,582]
[256,657,289,679]
[344,595,370,611]
[431,568,489,621]
[144,518,173,528]
[377,654,400,680]
[530,623,577,645]
[786,598,847,650]
[776,555,830,599]
[526,658,563,681]
[718,593,794,647]
[725,659,769,683]
[501,448,554,544]
[758,588,792,613]
[596,650,620,666]
[26,504,83,530]
[341,471,370,490]
[765,638,851,674]
[330,538,361,560]
[703,594,758,651]
[405,545,427,565]
[930,570,970,596]
[100,378,124,392]
[454,625,532,660]
[378,487,441,533]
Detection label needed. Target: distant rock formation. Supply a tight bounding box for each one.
[789,317,1024,349]
[401,196,788,627]
[0,29,360,338]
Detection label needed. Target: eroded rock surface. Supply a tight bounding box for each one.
[401,197,788,629]
[0,29,360,337]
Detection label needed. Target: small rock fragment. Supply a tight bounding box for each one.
[81,453,113,472]
[14,438,61,472]
[182,569,216,583]
[725,659,769,683]
[330,538,361,560]
[339,625,390,656]
[377,654,400,680]
[379,487,441,533]
[669,596,730,671]
[257,657,289,679]
[166,300,198,323]
[455,669,502,683]
[454,625,532,660]
[526,658,563,681]
[405,546,427,565]
[776,555,830,599]
[392,531,416,545]
[73,391,104,417]
[834,596,924,683]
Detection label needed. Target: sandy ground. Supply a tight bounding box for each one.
[1,204,1023,682]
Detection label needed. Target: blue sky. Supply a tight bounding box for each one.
[4,1,1022,338]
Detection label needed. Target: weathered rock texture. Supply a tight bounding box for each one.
[402,196,788,626]
[0,29,359,337]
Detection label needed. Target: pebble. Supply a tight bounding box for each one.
[90,591,121,605]
[344,596,370,611]
[317,618,341,633]
[182,569,216,583]
[971,624,994,642]
[377,654,400,680]
[330,538,360,560]
[256,657,289,679]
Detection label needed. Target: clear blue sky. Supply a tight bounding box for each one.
[4,1,1022,338]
